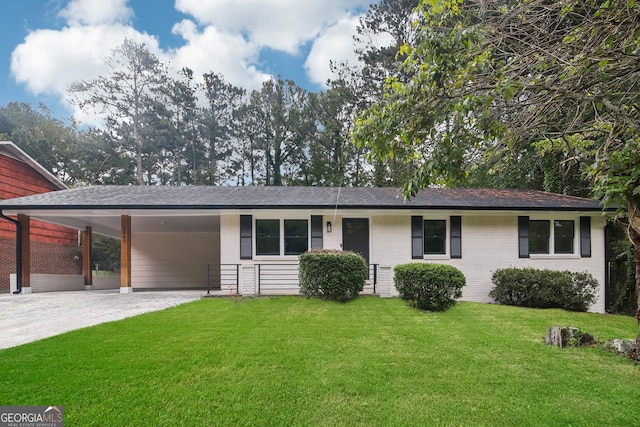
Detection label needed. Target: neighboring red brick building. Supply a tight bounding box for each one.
[0,141,80,291]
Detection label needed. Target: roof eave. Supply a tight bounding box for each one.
[0,141,67,191]
[0,204,612,212]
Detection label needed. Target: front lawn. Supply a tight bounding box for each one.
[0,297,638,426]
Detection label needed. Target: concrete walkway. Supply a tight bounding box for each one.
[0,290,204,350]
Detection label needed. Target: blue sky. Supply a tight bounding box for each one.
[2,0,375,124]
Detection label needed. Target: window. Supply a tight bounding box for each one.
[412,216,460,259]
[554,220,574,254]
[256,220,280,255]
[255,219,309,256]
[529,220,550,254]
[284,220,308,255]
[424,220,446,254]
[529,219,574,254]
[518,216,579,257]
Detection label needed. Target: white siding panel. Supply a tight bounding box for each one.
[132,232,220,289]
[93,276,120,290]
[30,274,85,292]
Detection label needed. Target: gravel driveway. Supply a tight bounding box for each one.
[0,290,203,350]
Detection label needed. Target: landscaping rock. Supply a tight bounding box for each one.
[612,339,636,353]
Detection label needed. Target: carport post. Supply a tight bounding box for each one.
[17,214,31,294]
[120,215,132,293]
[0,210,24,293]
[83,226,93,290]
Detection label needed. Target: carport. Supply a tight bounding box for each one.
[0,186,223,294]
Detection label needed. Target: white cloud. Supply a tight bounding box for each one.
[304,15,362,87]
[175,0,371,53]
[59,0,133,26]
[10,24,161,125]
[170,19,270,92]
[11,25,159,96]
[305,12,397,88]
[9,0,375,124]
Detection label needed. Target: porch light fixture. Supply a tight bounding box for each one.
[326,221,332,233]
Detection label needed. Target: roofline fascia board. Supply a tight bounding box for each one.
[0,141,67,191]
[0,204,614,212]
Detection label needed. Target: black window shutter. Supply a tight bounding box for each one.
[450,216,462,259]
[518,216,529,258]
[580,216,591,258]
[411,216,423,259]
[240,215,252,260]
[311,215,323,249]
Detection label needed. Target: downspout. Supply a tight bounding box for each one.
[0,210,22,294]
[604,221,612,313]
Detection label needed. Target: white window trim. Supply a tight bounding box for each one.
[528,215,579,259]
[422,217,450,259]
[253,216,310,260]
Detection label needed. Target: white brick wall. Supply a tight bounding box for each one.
[323,215,343,250]
[220,215,239,265]
[240,264,256,296]
[371,215,412,266]
[368,214,606,312]
[218,211,606,312]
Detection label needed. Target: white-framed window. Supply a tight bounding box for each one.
[412,216,461,259]
[553,220,575,254]
[255,219,280,255]
[284,219,309,255]
[255,218,309,257]
[528,219,575,255]
[519,216,581,257]
[423,219,447,255]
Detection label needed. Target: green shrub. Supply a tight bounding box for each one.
[489,268,598,312]
[299,250,367,302]
[393,263,466,311]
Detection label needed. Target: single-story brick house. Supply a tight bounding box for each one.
[0,141,81,292]
[0,186,611,311]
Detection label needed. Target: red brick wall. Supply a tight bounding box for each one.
[0,153,81,290]
[0,154,77,245]
[0,237,82,290]
[0,155,59,199]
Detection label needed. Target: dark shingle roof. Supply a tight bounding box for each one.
[0,186,607,212]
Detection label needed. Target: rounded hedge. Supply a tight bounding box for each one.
[489,268,598,312]
[298,250,367,302]
[393,263,466,311]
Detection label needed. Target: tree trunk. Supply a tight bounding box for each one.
[135,140,144,185]
[210,136,217,186]
[545,327,578,348]
[629,225,640,345]
[624,196,640,348]
[273,143,282,186]
[545,326,593,348]
[191,133,197,185]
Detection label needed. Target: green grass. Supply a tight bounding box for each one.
[0,297,638,426]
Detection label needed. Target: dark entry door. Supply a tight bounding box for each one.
[342,218,369,263]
